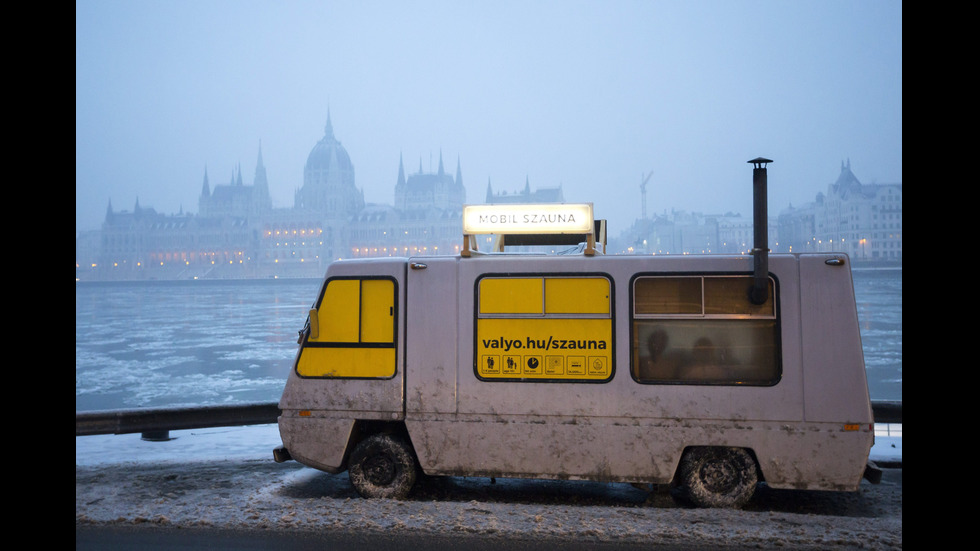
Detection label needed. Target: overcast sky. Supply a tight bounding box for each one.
[75,0,902,235]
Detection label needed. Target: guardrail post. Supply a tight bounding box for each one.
[141,430,172,441]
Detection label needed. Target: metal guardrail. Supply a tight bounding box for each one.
[75,400,902,439]
[75,402,282,440]
[872,400,901,424]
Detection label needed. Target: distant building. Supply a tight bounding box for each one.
[777,160,902,262]
[613,210,773,256]
[611,160,900,263]
[485,177,564,205]
[77,114,565,281]
[199,151,272,219]
[348,152,466,258]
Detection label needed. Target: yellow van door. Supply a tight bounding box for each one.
[297,277,397,378]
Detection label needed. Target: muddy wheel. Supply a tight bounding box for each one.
[348,434,418,499]
[678,447,758,508]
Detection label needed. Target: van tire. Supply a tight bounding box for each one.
[678,447,758,508]
[348,434,418,499]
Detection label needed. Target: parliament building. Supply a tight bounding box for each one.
[76,115,565,281]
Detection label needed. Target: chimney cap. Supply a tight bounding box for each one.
[748,157,773,167]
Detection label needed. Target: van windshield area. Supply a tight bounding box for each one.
[297,277,397,379]
[631,275,780,386]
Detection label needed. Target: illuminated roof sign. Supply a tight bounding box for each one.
[462,203,593,235]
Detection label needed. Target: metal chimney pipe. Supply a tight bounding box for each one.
[748,157,773,305]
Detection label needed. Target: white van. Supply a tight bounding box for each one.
[274,167,880,508]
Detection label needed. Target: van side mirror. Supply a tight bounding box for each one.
[308,308,319,340]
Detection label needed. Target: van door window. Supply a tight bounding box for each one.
[296,277,396,378]
[631,275,780,385]
[476,275,613,382]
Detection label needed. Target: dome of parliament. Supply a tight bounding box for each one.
[304,115,353,175]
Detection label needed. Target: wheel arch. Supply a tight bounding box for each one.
[675,445,763,508]
[674,444,764,482]
[342,419,417,472]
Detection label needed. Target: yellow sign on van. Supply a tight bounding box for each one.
[477,318,611,380]
[476,275,612,381]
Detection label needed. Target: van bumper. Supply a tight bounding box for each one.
[273,445,292,463]
[863,460,883,484]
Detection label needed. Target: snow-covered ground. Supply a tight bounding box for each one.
[76,424,902,550]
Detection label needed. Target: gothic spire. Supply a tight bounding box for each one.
[324,108,334,140]
[201,166,210,197]
[253,141,271,212]
[397,152,406,187]
[254,141,268,189]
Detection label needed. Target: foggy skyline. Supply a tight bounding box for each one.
[76,0,902,234]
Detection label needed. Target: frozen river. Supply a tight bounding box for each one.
[75,267,902,412]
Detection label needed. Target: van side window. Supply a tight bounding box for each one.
[476,275,613,382]
[296,277,396,378]
[631,275,780,385]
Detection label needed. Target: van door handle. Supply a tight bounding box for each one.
[410,262,427,270]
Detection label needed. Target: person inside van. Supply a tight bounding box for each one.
[637,328,688,381]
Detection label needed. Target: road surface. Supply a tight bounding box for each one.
[76,457,901,550]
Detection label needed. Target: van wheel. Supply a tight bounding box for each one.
[678,447,758,508]
[348,434,418,499]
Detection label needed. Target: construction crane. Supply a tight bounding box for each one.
[640,171,653,220]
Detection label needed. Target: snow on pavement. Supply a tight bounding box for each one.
[77,425,902,550]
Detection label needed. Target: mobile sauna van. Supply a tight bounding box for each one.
[274,163,880,508]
